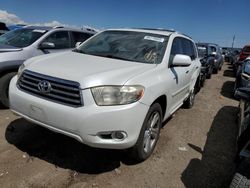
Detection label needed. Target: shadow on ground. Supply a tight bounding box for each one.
[5,118,137,174]
[181,106,238,188]
[220,81,236,100]
[223,69,235,78]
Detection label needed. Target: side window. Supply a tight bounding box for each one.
[43,31,70,49]
[210,46,216,53]
[170,37,197,63]
[189,41,197,60]
[181,38,196,60]
[170,37,182,63]
[71,32,93,47]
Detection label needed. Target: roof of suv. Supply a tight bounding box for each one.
[106,28,179,37]
[23,25,97,34]
[197,43,219,47]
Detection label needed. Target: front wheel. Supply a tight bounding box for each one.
[0,72,17,108]
[183,89,195,109]
[129,103,162,162]
[230,160,250,188]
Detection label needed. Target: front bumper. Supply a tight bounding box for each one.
[9,76,149,149]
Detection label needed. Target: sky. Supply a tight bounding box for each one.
[0,0,249,48]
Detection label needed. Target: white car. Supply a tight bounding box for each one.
[9,28,201,161]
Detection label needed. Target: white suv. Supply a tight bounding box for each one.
[9,28,201,161]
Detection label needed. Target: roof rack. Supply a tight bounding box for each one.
[134,28,176,32]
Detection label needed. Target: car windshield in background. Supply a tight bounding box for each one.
[197,45,208,58]
[0,28,47,48]
[243,47,250,53]
[77,30,168,64]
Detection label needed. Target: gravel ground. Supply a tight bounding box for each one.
[0,62,238,188]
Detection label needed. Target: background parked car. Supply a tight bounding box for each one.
[196,43,215,81]
[196,43,223,74]
[223,48,241,65]
[230,87,250,187]
[0,25,96,107]
[234,45,250,72]
[234,57,250,95]
[7,24,26,31]
[0,22,9,36]
[239,45,250,62]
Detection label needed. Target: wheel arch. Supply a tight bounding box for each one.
[151,95,167,120]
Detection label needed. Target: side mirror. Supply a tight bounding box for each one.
[39,42,55,49]
[75,42,82,48]
[172,54,192,67]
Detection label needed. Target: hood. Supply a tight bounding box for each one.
[26,52,156,88]
[0,44,22,52]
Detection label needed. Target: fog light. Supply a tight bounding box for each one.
[111,131,127,140]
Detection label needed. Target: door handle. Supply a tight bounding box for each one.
[186,70,189,74]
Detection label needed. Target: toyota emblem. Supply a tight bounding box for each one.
[37,80,52,94]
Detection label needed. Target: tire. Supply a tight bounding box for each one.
[183,89,195,109]
[230,160,250,188]
[207,73,212,79]
[0,72,17,108]
[213,68,218,74]
[219,64,222,71]
[233,78,240,99]
[129,103,162,162]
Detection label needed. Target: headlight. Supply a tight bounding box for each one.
[17,64,25,78]
[91,85,144,106]
[241,72,250,80]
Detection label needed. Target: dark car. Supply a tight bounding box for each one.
[197,43,223,74]
[196,43,215,82]
[223,48,240,64]
[234,58,250,95]
[230,87,250,187]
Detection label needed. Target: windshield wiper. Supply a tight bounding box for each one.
[97,54,133,62]
[73,48,86,54]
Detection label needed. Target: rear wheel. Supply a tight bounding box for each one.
[129,103,162,162]
[0,72,17,108]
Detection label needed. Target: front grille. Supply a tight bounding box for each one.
[17,70,83,107]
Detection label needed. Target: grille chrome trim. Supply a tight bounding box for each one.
[17,70,83,107]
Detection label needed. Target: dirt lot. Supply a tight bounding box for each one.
[0,63,239,188]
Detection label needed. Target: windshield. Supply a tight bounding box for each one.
[197,45,208,58]
[76,30,168,64]
[0,28,47,48]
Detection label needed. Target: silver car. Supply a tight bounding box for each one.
[0,25,96,107]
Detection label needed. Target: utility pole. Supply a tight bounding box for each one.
[232,35,235,49]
